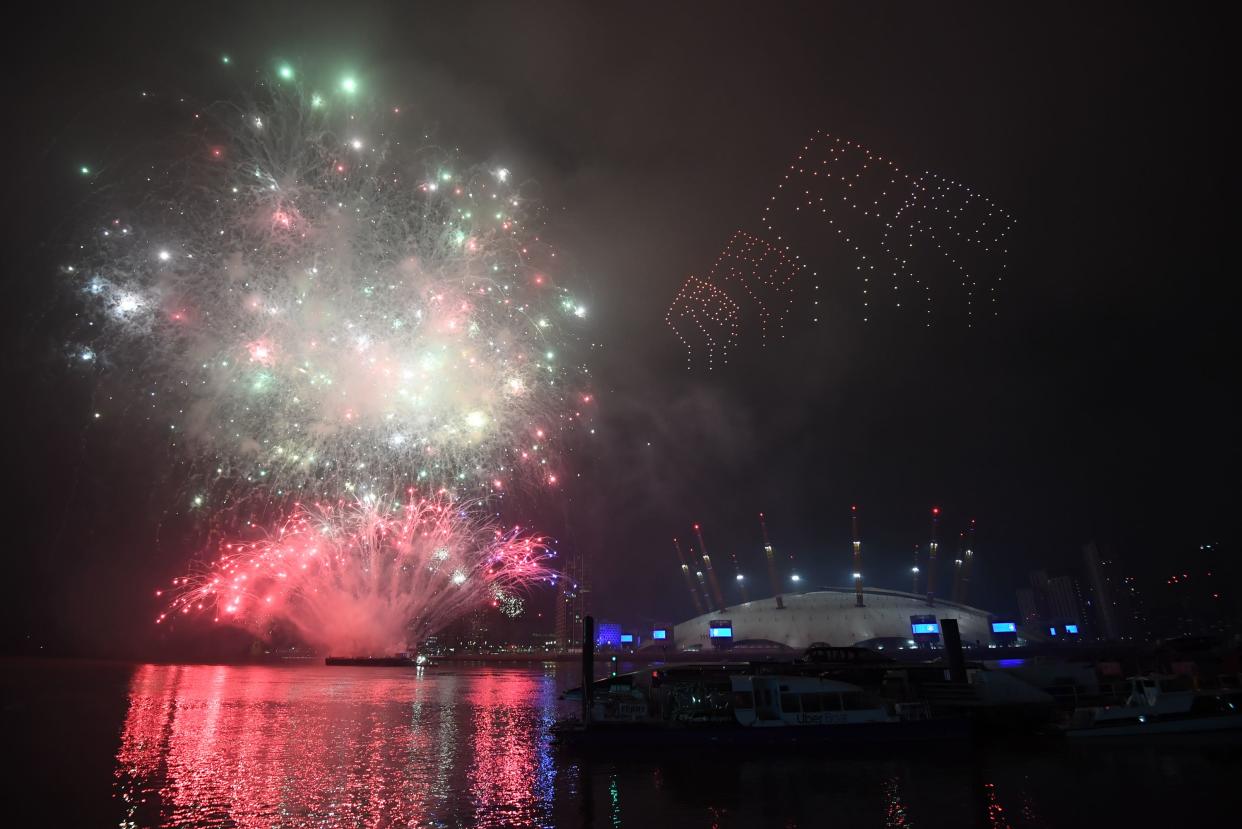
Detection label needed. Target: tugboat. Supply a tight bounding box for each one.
[1064,675,1242,738]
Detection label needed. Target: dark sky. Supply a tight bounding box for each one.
[1,3,1231,655]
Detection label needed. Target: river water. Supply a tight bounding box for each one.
[2,658,1235,827]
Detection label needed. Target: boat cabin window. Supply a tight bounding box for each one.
[733,691,754,710]
[801,693,823,712]
[780,693,800,713]
[841,692,868,710]
[1191,695,1234,715]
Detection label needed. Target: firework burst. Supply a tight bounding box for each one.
[67,65,591,505]
[159,492,552,654]
[65,60,589,648]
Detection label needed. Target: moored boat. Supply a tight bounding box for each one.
[1064,675,1242,738]
[556,667,969,748]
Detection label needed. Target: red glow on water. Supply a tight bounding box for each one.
[113,665,554,825]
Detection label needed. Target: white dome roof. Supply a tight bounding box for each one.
[672,586,995,650]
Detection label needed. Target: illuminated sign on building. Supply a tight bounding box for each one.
[1048,627,1058,636]
[595,622,622,648]
[708,620,733,639]
[651,629,668,640]
[909,614,940,640]
[991,622,1018,634]
[709,626,733,638]
[619,633,634,644]
[1065,624,1079,635]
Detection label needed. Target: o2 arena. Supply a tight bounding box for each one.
[670,586,998,651]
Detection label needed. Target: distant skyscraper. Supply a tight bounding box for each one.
[1083,541,1119,640]
[554,546,588,651]
[1017,588,1040,626]
[1018,569,1088,634]
[1046,575,1085,628]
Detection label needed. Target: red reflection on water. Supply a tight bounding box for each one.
[114,665,447,827]
[882,774,911,827]
[983,781,1012,829]
[466,670,556,827]
[114,664,557,828]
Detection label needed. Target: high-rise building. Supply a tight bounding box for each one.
[1083,541,1119,640]
[1046,575,1085,627]
[553,547,588,651]
[1017,588,1040,626]
[1017,570,1089,635]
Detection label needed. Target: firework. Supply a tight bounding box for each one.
[159,492,552,654]
[67,64,591,504]
[65,60,589,648]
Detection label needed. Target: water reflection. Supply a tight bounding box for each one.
[114,664,557,828]
[96,661,1240,828]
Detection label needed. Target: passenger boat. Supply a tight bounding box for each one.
[1064,675,1242,738]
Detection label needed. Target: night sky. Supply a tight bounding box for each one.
[1,3,1230,656]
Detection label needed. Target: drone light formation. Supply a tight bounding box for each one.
[669,132,1013,369]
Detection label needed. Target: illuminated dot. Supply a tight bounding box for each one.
[341,76,357,94]
[277,64,294,81]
